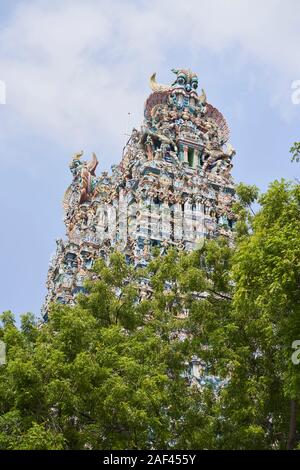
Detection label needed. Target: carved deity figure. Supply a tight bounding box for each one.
[145,135,154,160]
[69,151,99,204]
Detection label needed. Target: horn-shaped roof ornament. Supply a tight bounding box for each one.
[149,73,170,93]
[198,88,207,105]
[87,152,98,176]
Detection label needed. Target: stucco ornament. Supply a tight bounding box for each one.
[43,68,236,317]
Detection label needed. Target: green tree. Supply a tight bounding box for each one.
[200,180,300,449]
[0,180,299,450]
[0,253,217,449]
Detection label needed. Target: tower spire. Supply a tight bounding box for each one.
[43,69,236,317]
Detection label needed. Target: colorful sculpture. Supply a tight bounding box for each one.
[43,69,236,317]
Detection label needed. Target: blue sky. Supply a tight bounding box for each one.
[0,0,299,321]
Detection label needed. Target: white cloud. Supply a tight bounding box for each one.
[0,0,299,163]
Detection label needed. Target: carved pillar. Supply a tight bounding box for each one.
[192,149,197,169]
[150,199,160,241]
[173,202,183,241]
[128,201,137,239]
[194,202,205,247]
[183,145,188,164]
[161,201,170,240]
[197,148,202,168]
[183,200,193,242]
[96,205,107,243]
[118,189,127,248]
[107,204,117,245]
[138,198,149,238]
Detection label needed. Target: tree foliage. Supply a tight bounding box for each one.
[0,179,299,450]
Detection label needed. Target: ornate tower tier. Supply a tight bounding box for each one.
[43,69,236,316]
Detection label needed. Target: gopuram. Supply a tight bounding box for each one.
[43,69,236,316]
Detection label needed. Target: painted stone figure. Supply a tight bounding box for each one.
[43,69,236,316]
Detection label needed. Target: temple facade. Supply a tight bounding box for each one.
[43,69,236,316]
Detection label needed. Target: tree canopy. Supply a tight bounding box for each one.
[0,179,299,450]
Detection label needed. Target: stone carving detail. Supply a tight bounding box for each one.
[43,69,236,316]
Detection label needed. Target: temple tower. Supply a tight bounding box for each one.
[43,69,236,316]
